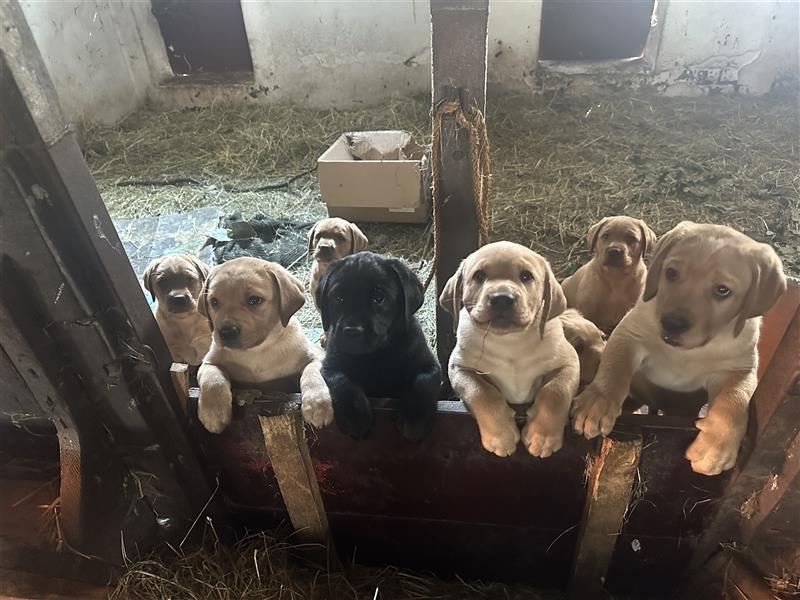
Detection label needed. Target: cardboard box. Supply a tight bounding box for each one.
[317,132,430,224]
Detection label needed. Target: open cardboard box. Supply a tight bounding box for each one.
[317,131,430,224]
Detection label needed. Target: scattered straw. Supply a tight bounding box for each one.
[110,530,563,600]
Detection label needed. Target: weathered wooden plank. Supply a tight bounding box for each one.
[170,363,190,414]
[430,0,489,375]
[258,410,337,568]
[569,433,642,599]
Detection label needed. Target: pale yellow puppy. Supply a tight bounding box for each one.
[196,257,333,433]
[561,216,657,332]
[440,242,579,459]
[308,217,368,307]
[143,254,212,366]
[559,308,606,388]
[571,222,786,476]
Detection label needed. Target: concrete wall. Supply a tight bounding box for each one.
[21,0,799,123]
[20,0,170,125]
[652,0,800,95]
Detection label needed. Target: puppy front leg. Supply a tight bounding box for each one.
[451,365,519,457]
[322,368,373,439]
[300,359,334,429]
[571,331,644,438]
[685,370,757,476]
[197,363,233,434]
[397,365,442,441]
[523,363,579,458]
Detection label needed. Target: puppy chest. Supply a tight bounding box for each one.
[479,355,542,405]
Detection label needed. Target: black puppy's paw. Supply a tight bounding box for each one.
[333,390,374,439]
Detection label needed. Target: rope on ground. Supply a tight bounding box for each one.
[115,167,317,193]
[424,97,491,292]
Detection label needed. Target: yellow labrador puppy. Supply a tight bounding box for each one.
[308,217,368,306]
[561,216,657,331]
[572,222,786,475]
[143,254,212,365]
[559,308,606,388]
[440,242,579,458]
[196,257,333,433]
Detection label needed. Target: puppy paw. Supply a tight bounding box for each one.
[334,392,374,439]
[198,384,233,434]
[319,331,328,349]
[685,422,741,476]
[571,384,620,439]
[522,417,565,458]
[478,421,520,457]
[301,386,334,429]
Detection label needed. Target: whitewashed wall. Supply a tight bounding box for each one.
[19,0,170,124]
[21,0,799,124]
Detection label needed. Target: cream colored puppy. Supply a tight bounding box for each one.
[143,254,212,365]
[572,222,786,476]
[308,217,368,307]
[196,257,333,433]
[440,242,579,458]
[561,216,657,331]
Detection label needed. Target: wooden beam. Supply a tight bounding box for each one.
[569,433,642,599]
[259,408,337,568]
[430,0,489,376]
[170,363,190,414]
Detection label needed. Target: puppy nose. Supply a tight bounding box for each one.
[316,246,333,258]
[607,247,624,257]
[168,294,189,308]
[661,314,691,335]
[342,325,364,338]
[219,325,241,341]
[488,292,515,309]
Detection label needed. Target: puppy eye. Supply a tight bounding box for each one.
[626,235,638,244]
[247,295,263,306]
[334,294,344,304]
[473,270,487,284]
[209,297,219,308]
[713,285,732,299]
[373,294,385,305]
[601,233,610,240]
[665,267,679,282]
[520,270,534,283]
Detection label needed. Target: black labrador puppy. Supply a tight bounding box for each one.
[316,251,441,439]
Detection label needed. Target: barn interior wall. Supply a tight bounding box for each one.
[20,0,799,126]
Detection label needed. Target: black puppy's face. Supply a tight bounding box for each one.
[317,252,422,355]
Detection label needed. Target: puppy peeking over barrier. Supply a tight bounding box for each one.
[143,254,212,366]
[561,216,657,332]
[572,222,787,476]
[439,241,580,459]
[316,251,442,440]
[195,257,333,434]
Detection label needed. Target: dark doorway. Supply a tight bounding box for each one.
[539,0,656,60]
[151,0,253,75]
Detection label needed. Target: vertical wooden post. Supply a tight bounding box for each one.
[570,434,642,599]
[430,0,489,374]
[169,363,190,413]
[259,410,337,568]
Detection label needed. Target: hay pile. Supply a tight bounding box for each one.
[111,531,563,600]
[83,91,799,343]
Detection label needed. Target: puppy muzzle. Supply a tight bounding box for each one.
[315,245,335,260]
[603,246,627,267]
[218,324,242,347]
[660,312,692,347]
[167,293,192,313]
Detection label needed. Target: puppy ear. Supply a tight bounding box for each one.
[734,244,786,337]
[540,265,567,338]
[439,261,465,332]
[142,258,161,297]
[307,222,318,256]
[268,265,306,327]
[315,263,335,331]
[349,222,369,254]
[197,270,214,330]
[638,220,658,258]
[185,255,210,283]
[587,217,611,253]
[387,258,424,330]
[643,222,692,302]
